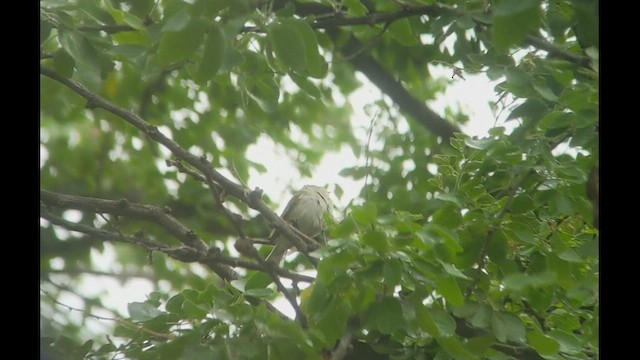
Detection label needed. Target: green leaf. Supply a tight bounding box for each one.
[196,22,225,83]
[435,193,464,207]
[95,343,117,355]
[58,30,100,73]
[162,8,191,32]
[470,305,492,329]
[436,277,465,306]
[192,0,231,17]
[81,1,116,25]
[104,2,145,30]
[532,80,558,101]
[466,335,494,355]
[166,294,185,314]
[387,18,419,46]
[108,44,147,62]
[486,66,504,80]
[510,194,534,214]
[383,258,403,287]
[351,202,377,225]
[504,220,536,244]
[416,304,439,336]
[528,331,560,355]
[240,73,280,112]
[362,229,389,252]
[122,12,146,30]
[269,21,307,72]
[128,302,163,321]
[502,271,557,292]
[505,67,529,86]
[78,339,94,358]
[546,254,573,289]
[426,224,463,253]
[487,229,508,263]
[558,249,583,262]
[282,19,327,78]
[548,329,582,354]
[157,17,208,65]
[432,309,457,337]
[290,73,322,99]
[492,0,541,51]
[492,311,525,343]
[244,288,275,298]
[573,0,599,48]
[374,297,405,334]
[52,49,75,78]
[437,336,478,360]
[41,19,53,44]
[464,137,493,150]
[183,299,209,319]
[305,282,329,315]
[330,216,357,238]
[439,261,470,280]
[351,282,376,312]
[549,192,574,216]
[507,98,548,121]
[344,0,369,16]
[246,272,273,290]
[456,14,476,30]
[313,298,351,346]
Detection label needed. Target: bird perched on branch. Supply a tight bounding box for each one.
[266,185,333,265]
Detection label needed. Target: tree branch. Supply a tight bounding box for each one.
[66,2,590,70]
[40,66,319,260]
[41,189,315,283]
[41,287,177,340]
[40,204,240,281]
[333,29,460,139]
[524,35,591,68]
[41,189,209,253]
[234,237,309,328]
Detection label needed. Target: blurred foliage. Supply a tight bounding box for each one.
[41,0,598,359]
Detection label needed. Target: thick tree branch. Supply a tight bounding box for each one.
[41,207,170,251]
[41,190,315,283]
[41,189,209,252]
[524,35,591,68]
[40,204,240,281]
[333,30,460,139]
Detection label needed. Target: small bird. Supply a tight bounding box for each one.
[266,185,333,265]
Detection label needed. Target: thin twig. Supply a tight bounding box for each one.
[41,288,177,340]
[234,237,309,328]
[363,111,379,202]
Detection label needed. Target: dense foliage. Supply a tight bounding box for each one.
[40,0,598,359]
